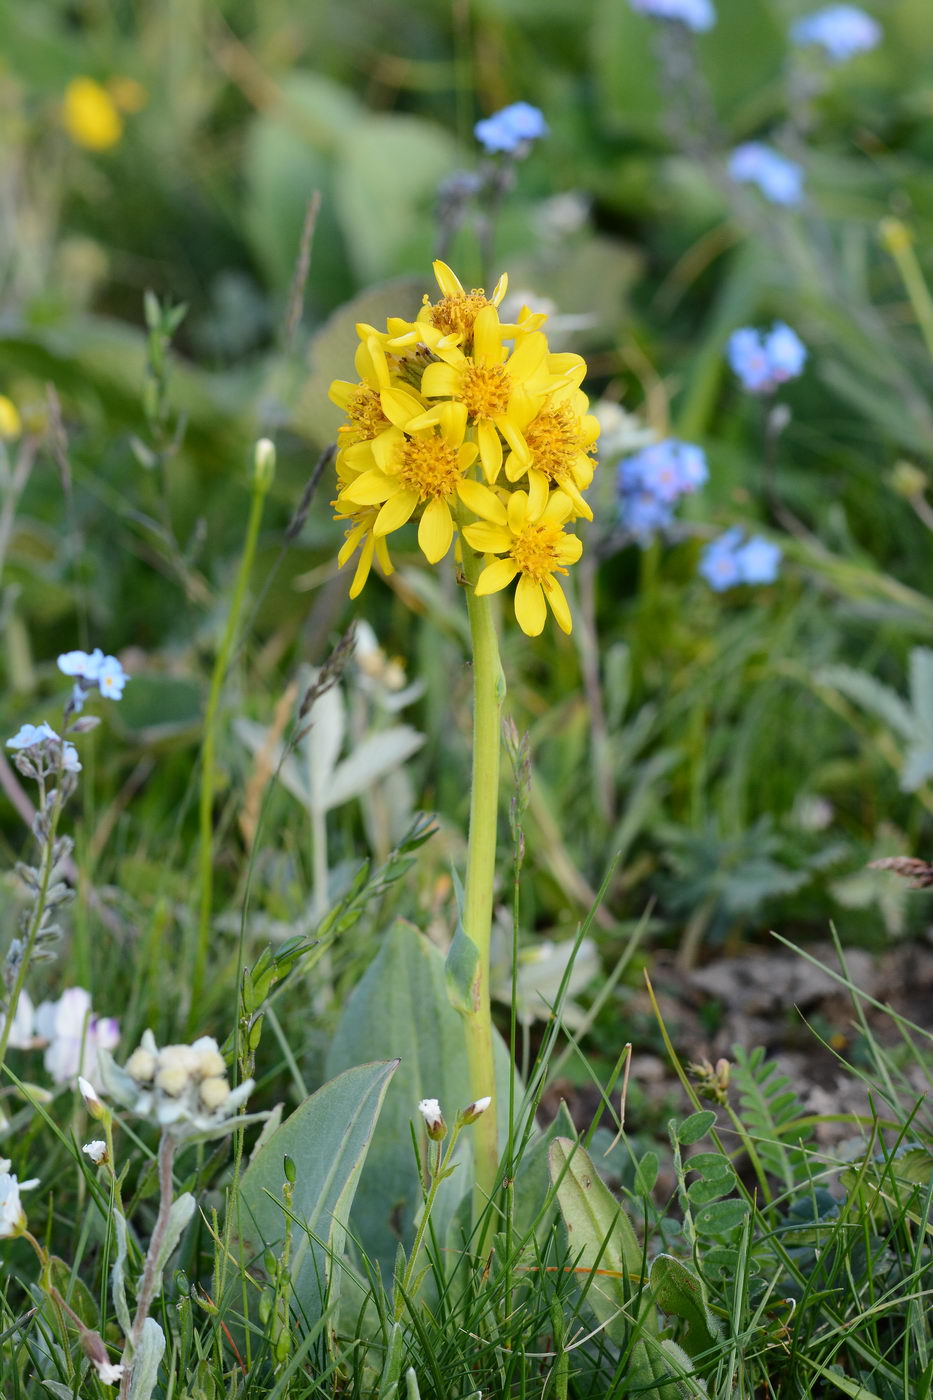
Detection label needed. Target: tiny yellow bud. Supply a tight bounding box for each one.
[879,217,912,255]
[108,77,148,114]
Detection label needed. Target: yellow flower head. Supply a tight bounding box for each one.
[62,78,123,152]
[328,262,599,634]
[462,487,582,636]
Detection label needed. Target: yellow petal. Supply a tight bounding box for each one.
[562,479,593,521]
[507,331,548,384]
[475,558,518,596]
[371,427,404,472]
[477,419,503,483]
[421,362,462,399]
[418,497,454,563]
[462,522,512,553]
[527,468,549,519]
[433,260,465,298]
[374,490,419,536]
[507,491,530,533]
[542,490,574,525]
[381,387,425,429]
[473,304,505,366]
[328,379,358,409]
[438,399,468,445]
[543,577,572,634]
[375,536,394,575]
[457,478,508,525]
[490,271,508,306]
[497,416,531,465]
[556,533,584,566]
[342,470,396,506]
[349,535,375,598]
[457,442,479,470]
[337,521,367,566]
[514,576,546,636]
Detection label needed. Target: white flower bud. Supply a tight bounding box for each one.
[94,1361,125,1386]
[159,1044,200,1076]
[191,1036,226,1079]
[82,1140,108,1165]
[78,1076,105,1120]
[155,1063,191,1097]
[460,1095,492,1124]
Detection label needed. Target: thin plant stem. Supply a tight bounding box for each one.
[459,540,505,1224]
[0,775,64,1069]
[191,465,271,1032]
[119,1132,176,1400]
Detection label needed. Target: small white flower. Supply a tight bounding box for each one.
[61,741,82,773]
[35,988,120,1085]
[0,1161,39,1239]
[99,1030,259,1141]
[82,1140,108,1165]
[6,989,35,1050]
[417,1097,446,1139]
[93,1359,125,1385]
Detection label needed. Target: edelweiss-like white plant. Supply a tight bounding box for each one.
[99,1031,262,1142]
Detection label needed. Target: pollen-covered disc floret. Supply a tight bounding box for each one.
[328,260,599,634]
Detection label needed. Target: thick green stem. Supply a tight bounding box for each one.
[191,465,270,1032]
[460,542,505,1224]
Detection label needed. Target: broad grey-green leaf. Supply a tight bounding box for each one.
[325,921,517,1276]
[445,922,481,1015]
[334,114,458,282]
[327,726,425,811]
[676,1111,717,1146]
[693,1198,750,1236]
[127,1318,165,1400]
[548,1138,653,1345]
[815,665,916,742]
[511,1101,576,1243]
[650,1254,721,1363]
[150,1192,196,1300]
[235,1060,397,1328]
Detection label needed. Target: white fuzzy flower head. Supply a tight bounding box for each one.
[0,1160,39,1239]
[417,1097,446,1140]
[82,1140,108,1165]
[99,1029,262,1142]
[94,1360,125,1386]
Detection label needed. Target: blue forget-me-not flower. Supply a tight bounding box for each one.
[629,0,716,30]
[729,143,804,206]
[791,6,881,62]
[58,648,129,710]
[700,528,782,590]
[728,323,807,393]
[474,103,549,155]
[618,439,709,543]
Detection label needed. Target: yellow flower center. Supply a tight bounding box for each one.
[459,364,511,421]
[510,521,569,583]
[397,435,463,500]
[523,403,586,481]
[426,290,492,343]
[347,385,389,439]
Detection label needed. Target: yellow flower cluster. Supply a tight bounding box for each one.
[329,262,599,636]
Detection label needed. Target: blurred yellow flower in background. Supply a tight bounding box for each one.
[62,77,123,151]
[0,397,22,440]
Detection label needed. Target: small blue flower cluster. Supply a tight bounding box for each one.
[7,722,81,772]
[474,103,549,155]
[728,143,804,206]
[699,528,782,591]
[629,0,715,31]
[791,5,881,62]
[58,648,129,711]
[727,323,807,393]
[618,438,709,543]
